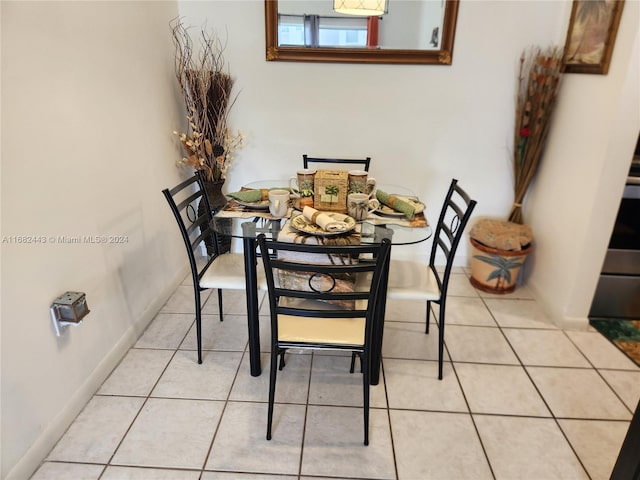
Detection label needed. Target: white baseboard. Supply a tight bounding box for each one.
[526,281,590,331]
[6,265,189,480]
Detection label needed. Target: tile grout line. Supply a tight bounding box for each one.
[475,292,594,480]
[562,329,637,417]
[440,301,498,480]
[198,327,249,477]
[379,357,399,480]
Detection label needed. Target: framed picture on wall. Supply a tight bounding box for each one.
[563,0,625,74]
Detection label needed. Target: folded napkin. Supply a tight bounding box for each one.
[375,190,416,220]
[227,189,265,203]
[302,206,349,232]
[227,187,290,203]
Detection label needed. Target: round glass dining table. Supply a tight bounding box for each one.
[209,181,432,384]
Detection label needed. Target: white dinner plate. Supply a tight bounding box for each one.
[290,212,357,236]
[374,196,425,217]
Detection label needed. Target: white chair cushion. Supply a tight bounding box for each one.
[200,253,268,291]
[278,314,365,346]
[386,259,441,301]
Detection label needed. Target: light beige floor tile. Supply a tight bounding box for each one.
[382,321,445,361]
[151,350,242,400]
[384,298,427,323]
[436,265,467,275]
[180,314,249,352]
[41,271,640,480]
[527,367,631,420]
[31,462,104,480]
[135,313,194,349]
[567,330,640,370]
[181,272,194,286]
[299,478,346,480]
[203,289,265,316]
[112,398,223,469]
[301,406,395,479]
[161,285,210,313]
[391,410,492,480]
[445,325,519,365]
[502,329,591,367]
[47,396,144,463]
[206,402,304,475]
[484,298,557,328]
[598,369,640,411]
[559,419,630,480]
[476,283,536,299]
[308,354,387,408]
[203,473,296,480]
[230,352,311,404]
[102,466,201,479]
[384,359,467,412]
[475,415,588,480]
[455,363,550,416]
[256,315,273,352]
[432,296,497,326]
[98,349,173,396]
[447,273,480,297]
[258,293,271,315]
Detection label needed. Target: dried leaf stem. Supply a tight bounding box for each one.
[509,46,563,224]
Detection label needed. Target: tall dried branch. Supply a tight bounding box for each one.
[171,18,239,181]
[509,46,563,224]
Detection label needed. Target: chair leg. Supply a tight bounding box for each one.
[362,350,370,446]
[425,300,432,334]
[218,289,224,322]
[437,300,445,380]
[195,288,203,364]
[267,347,278,440]
[349,352,362,373]
[278,348,287,370]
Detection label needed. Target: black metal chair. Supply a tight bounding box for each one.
[162,172,266,364]
[302,154,371,172]
[257,234,391,445]
[386,179,477,379]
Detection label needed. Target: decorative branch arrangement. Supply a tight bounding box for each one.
[171,19,242,182]
[509,46,563,224]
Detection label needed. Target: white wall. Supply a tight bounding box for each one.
[1,2,185,478]
[527,0,640,327]
[178,0,638,323]
[2,0,638,477]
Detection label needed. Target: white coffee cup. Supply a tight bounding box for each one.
[347,193,380,221]
[268,189,290,218]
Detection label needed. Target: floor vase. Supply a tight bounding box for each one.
[469,237,532,294]
[198,178,231,255]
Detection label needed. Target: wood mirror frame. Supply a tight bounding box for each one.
[265,0,459,65]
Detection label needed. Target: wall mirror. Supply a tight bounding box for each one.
[265,0,459,65]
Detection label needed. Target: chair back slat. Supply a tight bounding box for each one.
[176,190,203,213]
[258,235,391,345]
[162,172,220,285]
[429,179,477,297]
[303,154,371,172]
